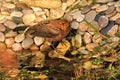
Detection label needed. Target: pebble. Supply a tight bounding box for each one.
[4,20,17,29]
[109,36,120,42]
[116,6,120,12]
[30,44,39,51]
[92,34,102,43]
[0,23,6,32]
[0,42,6,51]
[22,9,33,15]
[5,38,15,48]
[110,13,120,21]
[81,6,91,14]
[107,25,119,36]
[63,13,73,22]
[84,32,91,44]
[12,16,23,24]
[12,43,23,51]
[78,21,89,32]
[10,11,23,17]
[2,3,15,9]
[86,43,99,51]
[98,16,109,28]
[75,34,82,48]
[85,10,96,22]
[22,37,33,49]
[72,10,85,22]
[0,32,5,42]
[96,0,113,3]
[106,10,117,18]
[0,15,6,23]
[34,37,44,46]
[115,18,120,25]
[105,6,115,15]
[96,5,108,12]
[66,0,76,6]
[70,21,79,29]
[5,30,17,37]
[22,13,36,25]
[19,0,62,9]
[15,34,25,42]
[91,4,100,9]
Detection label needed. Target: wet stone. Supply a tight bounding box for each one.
[98,16,109,28]
[105,6,115,15]
[85,10,96,22]
[100,21,115,35]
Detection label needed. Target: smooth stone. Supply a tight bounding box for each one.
[0,23,6,32]
[85,10,96,22]
[96,0,113,3]
[86,43,99,51]
[114,1,120,7]
[22,9,34,15]
[106,10,117,18]
[71,21,79,29]
[22,37,33,49]
[0,32,5,42]
[12,43,23,51]
[105,6,115,15]
[110,13,120,21]
[72,10,85,22]
[4,20,17,29]
[63,13,73,22]
[109,36,120,42]
[75,34,82,48]
[34,37,44,46]
[19,0,62,9]
[66,0,76,6]
[78,21,89,32]
[98,16,109,28]
[100,21,115,35]
[22,13,36,25]
[30,44,39,51]
[107,2,115,6]
[91,4,100,9]
[94,12,105,21]
[2,3,15,9]
[5,30,17,37]
[0,42,6,51]
[81,6,91,14]
[0,15,5,23]
[107,25,119,36]
[15,34,25,42]
[10,11,23,17]
[116,6,120,12]
[96,5,108,12]
[15,2,29,9]
[92,34,102,43]
[5,38,15,48]
[115,18,120,25]
[84,32,91,44]
[12,17,23,24]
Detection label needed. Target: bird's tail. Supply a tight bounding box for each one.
[13,26,27,32]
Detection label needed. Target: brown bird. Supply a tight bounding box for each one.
[13,19,70,41]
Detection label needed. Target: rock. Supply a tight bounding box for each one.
[63,13,73,22]
[96,5,108,12]
[4,20,17,29]
[86,43,99,51]
[96,0,113,3]
[91,4,100,9]
[105,6,115,15]
[70,21,79,29]
[0,32,5,42]
[110,13,120,21]
[81,6,91,14]
[85,10,96,22]
[10,11,23,17]
[107,25,119,36]
[22,37,33,49]
[78,21,89,32]
[5,30,17,37]
[12,16,23,24]
[2,3,15,9]
[116,6,120,12]
[75,34,82,48]
[115,18,120,25]
[5,38,15,48]
[66,0,76,6]
[12,43,23,51]
[22,9,33,15]
[92,34,102,43]
[98,16,109,28]
[0,23,6,32]
[106,10,117,18]
[15,34,25,42]
[22,13,36,25]
[34,37,44,46]
[19,0,62,9]
[0,15,5,23]
[84,32,91,44]
[30,44,39,51]
[109,36,120,42]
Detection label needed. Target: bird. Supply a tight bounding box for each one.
[13,19,70,41]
